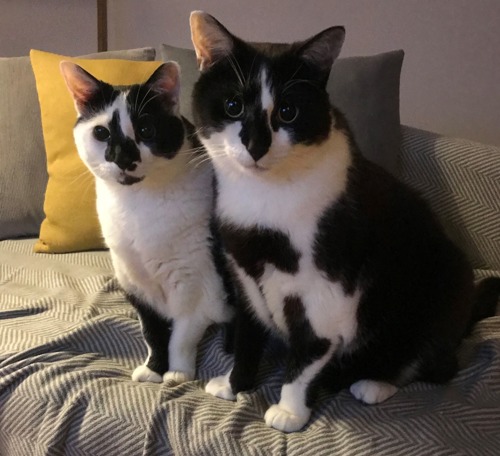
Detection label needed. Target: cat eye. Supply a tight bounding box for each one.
[93,126,110,142]
[138,123,156,141]
[278,102,299,124]
[224,96,244,119]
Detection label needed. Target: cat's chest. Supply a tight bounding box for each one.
[225,225,359,343]
[95,180,211,292]
[215,163,358,342]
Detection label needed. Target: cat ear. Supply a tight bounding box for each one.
[60,61,101,112]
[296,26,346,75]
[145,62,181,104]
[190,11,234,72]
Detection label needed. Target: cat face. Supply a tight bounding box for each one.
[190,12,345,179]
[61,62,185,186]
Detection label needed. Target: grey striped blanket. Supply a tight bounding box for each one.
[1,241,499,455]
[1,126,500,455]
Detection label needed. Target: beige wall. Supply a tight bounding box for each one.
[3,0,500,147]
[1,0,96,57]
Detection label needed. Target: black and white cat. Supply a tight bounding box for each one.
[189,12,500,432]
[61,61,233,384]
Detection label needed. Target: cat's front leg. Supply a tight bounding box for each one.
[164,314,210,384]
[128,293,171,383]
[264,295,333,432]
[205,303,268,399]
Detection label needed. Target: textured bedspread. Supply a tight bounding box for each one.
[1,238,500,455]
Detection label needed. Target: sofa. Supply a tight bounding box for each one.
[0,44,499,456]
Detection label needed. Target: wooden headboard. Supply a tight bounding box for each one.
[97,0,108,52]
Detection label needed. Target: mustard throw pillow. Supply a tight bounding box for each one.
[30,50,162,253]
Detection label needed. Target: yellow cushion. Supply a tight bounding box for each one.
[30,50,162,253]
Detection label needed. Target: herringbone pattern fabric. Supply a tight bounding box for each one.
[1,237,499,455]
[400,126,500,271]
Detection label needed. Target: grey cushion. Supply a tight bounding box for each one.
[329,50,404,174]
[400,125,500,271]
[0,48,156,240]
[160,44,404,174]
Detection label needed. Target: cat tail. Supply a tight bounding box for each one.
[467,277,500,333]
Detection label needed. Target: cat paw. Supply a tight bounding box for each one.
[264,404,310,433]
[350,380,398,404]
[163,370,194,384]
[131,365,163,383]
[205,374,236,401]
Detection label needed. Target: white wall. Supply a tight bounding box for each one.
[2,0,500,147]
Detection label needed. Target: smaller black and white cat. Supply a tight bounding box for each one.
[61,61,233,384]
[190,11,500,432]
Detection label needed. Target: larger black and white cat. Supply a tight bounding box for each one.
[61,61,233,384]
[189,11,500,432]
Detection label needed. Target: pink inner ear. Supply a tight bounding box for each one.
[60,62,97,105]
[153,63,180,99]
[70,78,94,104]
[190,11,233,71]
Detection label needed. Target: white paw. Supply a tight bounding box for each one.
[132,365,163,383]
[264,404,310,433]
[350,380,398,404]
[163,370,194,385]
[205,374,236,401]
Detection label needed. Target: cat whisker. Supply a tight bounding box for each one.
[225,53,245,89]
[137,84,156,117]
[138,92,163,118]
[134,80,147,115]
[232,53,247,88]
[60,167,93,188]
[282,78,319,95]
[188,150,227,168]
[188,126,206,138]
[189,154,222,169]
[247,55,257,87]
[286,63,305,86]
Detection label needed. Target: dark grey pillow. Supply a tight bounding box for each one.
[161,44,404,174]
[0,48,156,241]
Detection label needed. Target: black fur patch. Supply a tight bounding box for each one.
[76,81,119,122]
[314,150,474,384]
[127,85,185,159]
[127,293,171,375]
[283,295,330,386]
[105,110,141,171]
[239,102,272,162]
[218,220,301,281]
[228,279,269,394]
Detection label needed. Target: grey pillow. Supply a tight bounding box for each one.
[160,44,404,174]
[0,47,156,240]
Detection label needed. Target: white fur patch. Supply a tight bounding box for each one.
[205,371,236,401]
[132,364,163,383]
[260,67,273,114]
[350,380,399,404]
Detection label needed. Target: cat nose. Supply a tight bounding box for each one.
[241,112,272,162]
[247,140,269,162]
[105,140,140,171]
